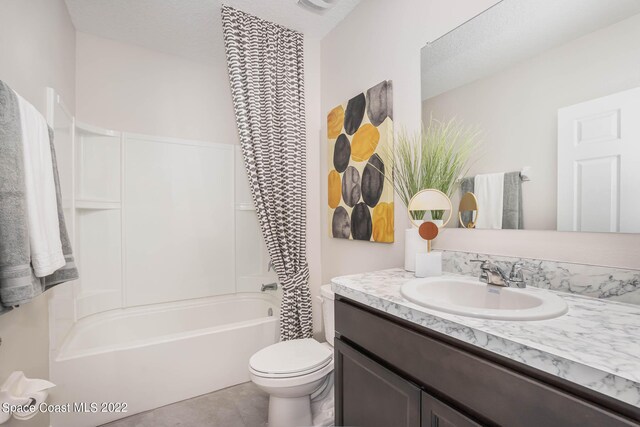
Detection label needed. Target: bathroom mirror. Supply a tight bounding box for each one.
[421,0,640,233]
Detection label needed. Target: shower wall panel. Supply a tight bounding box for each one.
[124,136,235,306]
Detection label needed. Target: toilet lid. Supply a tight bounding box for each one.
[249,338,333,376]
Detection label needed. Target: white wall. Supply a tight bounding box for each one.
[304,38,324,334]
[0,1,76,426]
[320,0,501,283]
[423,13,640,231]
[76,32,236,143]
[320,0,640,281]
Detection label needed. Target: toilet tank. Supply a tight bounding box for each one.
[320,284,335,346]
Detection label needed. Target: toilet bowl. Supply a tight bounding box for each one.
[249,284,335,427]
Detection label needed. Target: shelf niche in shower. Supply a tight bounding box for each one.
[74,122,123,319]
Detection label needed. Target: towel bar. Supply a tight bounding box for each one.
[457,167,531,183]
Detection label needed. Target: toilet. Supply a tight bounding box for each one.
[249,284,335,427]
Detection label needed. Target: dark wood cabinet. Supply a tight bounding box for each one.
[335,296,640,427]
[422,393,481,427]
[335,338,421,427]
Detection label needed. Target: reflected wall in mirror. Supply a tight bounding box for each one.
[421,0,640,233]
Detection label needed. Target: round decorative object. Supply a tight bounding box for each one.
[362,154,385,207]
[328,170,342,209]
[351,202,372,240]
[372,202,393,243]
[351,124,380,162]
[366,80,392,126]
[344,93,366,136]
[333,134,351,173]
[418,221,439,241]
[407,189,453,228]
[341,166,361,207]
[331,207,351,239]
[327,105,345,139]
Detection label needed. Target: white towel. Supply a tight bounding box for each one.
[15,93,65,277]
[474,172,504,230]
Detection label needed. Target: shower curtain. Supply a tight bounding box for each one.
[222,5,312,340]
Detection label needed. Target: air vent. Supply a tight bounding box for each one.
[297,0,337,14]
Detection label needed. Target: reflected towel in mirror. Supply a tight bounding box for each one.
[458,171,523,230]
[474,173,504,229]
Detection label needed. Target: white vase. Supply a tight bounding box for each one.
[404,228,426,271]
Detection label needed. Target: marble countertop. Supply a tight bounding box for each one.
[331,268,640,408]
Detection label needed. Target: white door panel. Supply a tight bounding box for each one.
[558,87,640,233]
[575,156,619,232]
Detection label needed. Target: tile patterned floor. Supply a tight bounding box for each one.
[101,382,268,427]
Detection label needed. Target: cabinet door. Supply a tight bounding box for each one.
[422,392,482,427]
[335,338,421,427]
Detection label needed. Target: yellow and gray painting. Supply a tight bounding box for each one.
[327,80,394,243]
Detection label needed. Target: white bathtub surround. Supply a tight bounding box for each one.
[441,250,640,304]
[50,293,279,427]
[332,268,640,408]
[222,6,312,341]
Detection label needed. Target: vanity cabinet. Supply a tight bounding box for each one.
[422,393,481,427]
[335,336,479,427]
[335,339,421,427]
[334,296,640,427]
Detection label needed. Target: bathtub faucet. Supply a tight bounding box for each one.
[261,282,278,292]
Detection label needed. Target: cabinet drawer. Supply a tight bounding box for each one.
[336,298,638,427]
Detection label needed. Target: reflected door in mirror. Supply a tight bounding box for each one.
[557,88,640,233]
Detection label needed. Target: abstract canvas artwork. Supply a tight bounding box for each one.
[327,80,394,242]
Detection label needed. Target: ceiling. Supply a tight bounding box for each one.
[421,0,640,100]
[64,0,360,64]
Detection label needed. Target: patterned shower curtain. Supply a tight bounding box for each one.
[221,5,312,341]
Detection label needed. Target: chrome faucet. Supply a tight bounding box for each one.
[471,260,530,288]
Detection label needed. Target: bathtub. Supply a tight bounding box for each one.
[50,293,279,427]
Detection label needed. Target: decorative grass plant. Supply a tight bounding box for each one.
[388,116,480,221]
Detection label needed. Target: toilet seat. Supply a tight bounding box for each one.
[249,358,334,391]
[249,338,333,378]
[250,358,332,379]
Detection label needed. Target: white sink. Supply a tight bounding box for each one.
[400,276,568,320]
